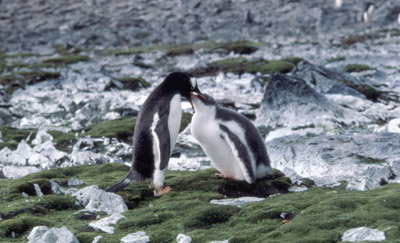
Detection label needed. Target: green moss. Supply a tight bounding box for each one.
[183,205,240,228]
[191,57,296,77]
[40,195,77,211]
[339,79,383,102]
[281,57,304,65]
[76,232,98,243]
[48,130,77,153]
[0,216,53,237]
[327,56,346,63]
[0,126,36,144]
[343,64,371,73]
[9,179,52,196]
[41,54,89,65]
[180,112,193,133]
[83,116,136,142]
[0,71,60,94]
[350,154,386,165]
[165,46,195,56]
[2,164,400,242]
[114,77,150,90]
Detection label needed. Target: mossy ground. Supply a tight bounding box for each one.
[343,64,372,73]
[191,57,302,77]
[1,164,400,242]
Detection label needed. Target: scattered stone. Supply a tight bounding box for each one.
[92,235,103,243]
[68,178,85,187]
[28,226,79,243]
[0,147,26,166]
[120,231,150,243]
[50,180,65,194]
[2,165,40,179]
[342,227,385,242]
[177,233,192,243]
[280,212,293,220]
[33,184,43,197]
[89,213,126,234]
[210,197,265,208]
[72,185,128,215]
[32,129,53,145]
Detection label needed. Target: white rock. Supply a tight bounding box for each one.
[210,197,264,208]
[32,129,53,145]
[34,184,43,197]
[92,235,104,243]
[89,213,126,234]
[72,185,128,215]
[0,147,26,166]
[28,152,53,169]
[69,150,111,166]
[121,231,150,243]
[68,178,85,187]
[209,240,229,243]
[33,140,68,163]
[342,227,385,242]
[50,180,65,194]
[28,226,79,243]
[289,186,308,192]
[177,233,192,243]
[2,165,40,179]
[15,140,32,160]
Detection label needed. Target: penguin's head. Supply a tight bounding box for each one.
[191,93,218,113]
[163,72,205,109]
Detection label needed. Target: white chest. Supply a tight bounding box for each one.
[167,94,182,151]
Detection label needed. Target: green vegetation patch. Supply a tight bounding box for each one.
[0,126,37,150]
[41,54,89,66]
[191,57,300,77]
[0,70,60,94]
[327,56,346,63]
[83,116,136,142]
[0,216,53,237]
[1,164,400,242]
[340,79,383,102]
[106,77,151,91]
[180,112,192,133]
[343,64,371,73]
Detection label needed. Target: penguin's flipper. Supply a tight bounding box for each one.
[154,118,171,171]
[219,124,255,183]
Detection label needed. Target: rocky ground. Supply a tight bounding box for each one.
[1,0,400,242]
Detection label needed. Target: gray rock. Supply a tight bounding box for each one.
[88,213,126,234]
[291,61,366,98]
[72,185,128,215]
[33,141,68,164]
[50,180,66,194]
[28,226,79,243]
[267,133,400,190]
[120,231,150,243]
[342,227,385,242]
[2,165,40,179]
[256,72,369,131]
[92,235,103,243]
[0,147,26,166]
[210,197,265,208]
[32,129,53,145]
[177,233,192,243]
[67,178,85,187]
[34,183,43,197]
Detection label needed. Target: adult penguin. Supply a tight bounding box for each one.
[191,93,273,184]
[107,72,204,196]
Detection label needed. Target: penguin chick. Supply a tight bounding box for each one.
[191,93,272,183]
[107,72,204,196]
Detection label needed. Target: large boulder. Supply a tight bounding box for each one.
[266,132,400,190]
[28,226,79,243]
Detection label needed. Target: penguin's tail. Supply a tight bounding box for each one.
[106,176,135,192]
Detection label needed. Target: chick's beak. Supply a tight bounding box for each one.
[189,86,205,110]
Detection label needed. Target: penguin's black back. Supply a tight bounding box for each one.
[215,106,271,167]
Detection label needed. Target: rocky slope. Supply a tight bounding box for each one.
[1,0,400,242]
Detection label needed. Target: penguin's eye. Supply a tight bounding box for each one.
[190,77,197,89]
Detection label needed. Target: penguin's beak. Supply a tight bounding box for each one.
[189,86,205,110]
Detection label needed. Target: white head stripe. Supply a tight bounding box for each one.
[190,77,197,88]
